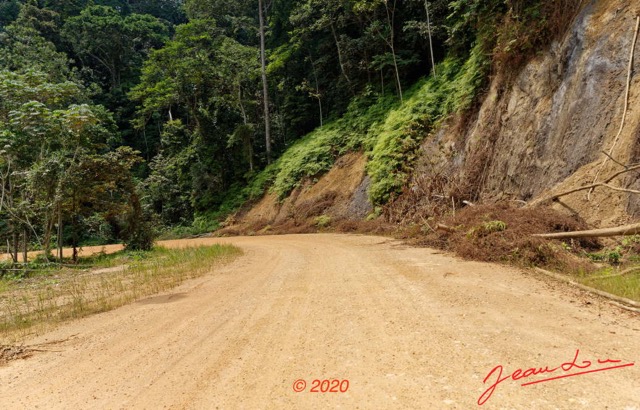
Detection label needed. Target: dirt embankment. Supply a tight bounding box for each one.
[222,152,374,235]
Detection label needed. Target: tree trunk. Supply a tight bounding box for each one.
[12,230,18,263]
[330,21,353,92]
[533,222,640,239]
[72,191,78,263]
[22,228,28,263]
[238,86,254,172]
[58,206,63,262]
[390,43,402,102]
[424,0,437,78]
[246,136,254,172]
[258,0,272,164]
[386,0,403,102]
[43,210,54,258]
[307,51,323,126]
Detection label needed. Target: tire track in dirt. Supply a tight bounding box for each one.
[0,234,638,409]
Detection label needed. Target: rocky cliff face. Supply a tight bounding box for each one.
[405,0,640,227]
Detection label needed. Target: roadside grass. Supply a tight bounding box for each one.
[574,265,640,302]
[0,244,241,343]
[571,237,640,302]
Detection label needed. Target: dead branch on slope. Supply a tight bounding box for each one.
[531,164,640,206]
[533,222,640,239]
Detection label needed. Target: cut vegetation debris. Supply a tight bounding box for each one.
[405,202,640,303]
[413,203,599,268]
[0,245,241,344]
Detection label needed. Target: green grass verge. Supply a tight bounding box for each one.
[0,244,241,342]
[575,266,640,302]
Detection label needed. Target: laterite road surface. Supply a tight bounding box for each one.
[0,234,639,409]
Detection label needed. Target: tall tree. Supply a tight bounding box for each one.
[131,19,260,221]
[258,0,271,163]
[62,6,169,92]
[354,0,404,101]
[0,9,149,258]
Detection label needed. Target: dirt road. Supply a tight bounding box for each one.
[0,234,638,409]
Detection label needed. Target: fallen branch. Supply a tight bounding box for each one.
[600,150,627,168]
[533,222,640,239]
[600,183,640,195]
[609,300,640,314]
[420,217,436,233]
[532,164,640,205]
[435,223,455,233]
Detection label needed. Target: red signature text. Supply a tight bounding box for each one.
[478,349,635,405]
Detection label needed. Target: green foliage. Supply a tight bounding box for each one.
[314,215,331,228]
[122,221,155,251]
[587,247,623,265]
[0,11,73,82]
[141,122,196,226]
[131,19,260,223]
[62,5,169,91]
[367,41,490,205]
[0,0,580,239]
[266,92,398,199]
[579,270,640,302]
[0,0,20,28]
[0,14,147,257]
[202,163,279,223]
[228,40,489,213]
[467,220,507,239]
[121,191,155,251]
[447,0,581,70]
[622,235,640,248]
[81,214,115,245]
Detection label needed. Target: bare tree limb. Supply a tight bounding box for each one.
[600,163,640,184]
[600,183,640,195]
[609,300,640,314]
[531,164,640,205]
[258,0,272,164]
[424,0,436,78]
[435,223,455,233]
[533,222,640,239]
[600,150,627,168]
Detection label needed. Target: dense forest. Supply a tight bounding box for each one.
[0,0,578,258]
